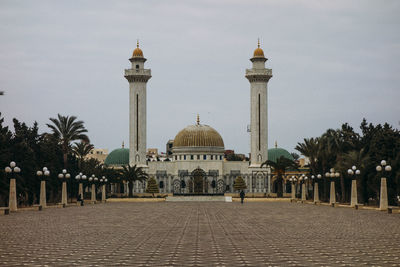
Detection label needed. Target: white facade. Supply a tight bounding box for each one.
[123,43,272,194]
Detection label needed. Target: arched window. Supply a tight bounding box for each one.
[184,155,186,160]
[203,155,206,160]
[190,155,194,160]
[136,64,139,69]
[211,155,214,160]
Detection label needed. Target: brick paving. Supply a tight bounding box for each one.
[0,202,399,266]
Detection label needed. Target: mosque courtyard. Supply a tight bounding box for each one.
[0,202,399,266]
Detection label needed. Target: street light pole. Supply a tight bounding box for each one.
[289,176,297,200]
[376,160,392,210]
[37,167,50,207]
[312,174,322,203]
[347,166,360,207]
[326,168,340,206]
[4,161,21,212]
[58,169,70,205]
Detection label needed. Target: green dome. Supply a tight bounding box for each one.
[104,148,129,166]
[268,147,294,163]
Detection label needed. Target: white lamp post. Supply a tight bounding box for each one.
[58,169,70,205]
[75,173,85,202]
[90,175,98,203]
[312,174,322,203]
[326,168,340,205]
[37,167,50,207]
[4,161,21,211]
[100,176,107,203]
[300,175,308,201]
[347,166,360,207]
[289,176,297,200]
[376,160,391,210]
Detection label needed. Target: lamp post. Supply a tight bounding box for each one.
[100,176,108,203]
[37,167,50,207]
[75,173,85,201]
[326,168,340,205]
[299,174,308,201]
[4,161,21,212]
[289,176,297,200]
[312,174,322,203]
[89,175,98,203]
[376,160,391,210]
[58,169,70,205]
[347,166,360,207]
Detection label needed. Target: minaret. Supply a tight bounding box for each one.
[245,39,272,167]
[124,41,151,167]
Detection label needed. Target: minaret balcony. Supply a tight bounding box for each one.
[245,68,272,76]
[124,69,152,82]
[125,69,151,76]
[245,68,272,82]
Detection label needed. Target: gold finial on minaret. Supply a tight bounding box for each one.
[122,141,125,148]
[258,38,260,48]
[196,114,200,125]
[137,39,139,48]
[275,141,277,148]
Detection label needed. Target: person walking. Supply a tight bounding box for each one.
[240,190,245,204]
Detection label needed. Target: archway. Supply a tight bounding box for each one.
[191,168,206,194]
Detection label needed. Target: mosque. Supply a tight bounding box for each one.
[104,41,297,195]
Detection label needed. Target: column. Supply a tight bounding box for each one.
[78,183,83,200]
[329,181,336,205]
[102,184,106,202]
[91,184,96,203]
[313,182,319,203]
[40,180,47,208]
[62,181,68,205]
[291,183,295,200]
[301,183,306,201]
[379,178,388,210]
[9,178,17,211]
[350,179,358,207]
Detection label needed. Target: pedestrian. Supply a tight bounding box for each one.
[240,190,245,204]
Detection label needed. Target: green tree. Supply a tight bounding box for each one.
[262,156,298,197]
[72,141,94,170]
[146,177,159,197]
[120,165,148,197]
[233,176,247,191]
[46,114,89,169]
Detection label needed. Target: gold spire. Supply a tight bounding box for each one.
[122,141,125,148]
[253,38,264,58]
[258,38,260,48]
[132,39,143,57]
[275,141,277,148]
[137,39,139,48]
[196,114,200,125]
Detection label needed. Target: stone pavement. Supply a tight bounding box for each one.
[0,202,399,266]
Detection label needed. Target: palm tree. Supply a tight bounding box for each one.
[261,156,298,197]
[295,137,320,175]
[46,114,89,169]
[120,165,148,197]
[73,141,94,170]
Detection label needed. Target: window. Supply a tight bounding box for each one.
[175,156,177,160]
[197,155,200,160]
[220,155,222,160]
[136,65,139,69]
[190,155,194,160]
[203,155,207,160]
[211,155,214,160]
[184,155,186,160]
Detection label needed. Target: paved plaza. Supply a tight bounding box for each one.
[0,202,399,266]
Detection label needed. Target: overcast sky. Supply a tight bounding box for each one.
[1,0,399,155]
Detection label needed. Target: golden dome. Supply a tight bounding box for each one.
[253,39,265,58]
[174,118,224,148]
[132,40,143,58]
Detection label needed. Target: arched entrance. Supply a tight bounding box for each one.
[191,168,206,194]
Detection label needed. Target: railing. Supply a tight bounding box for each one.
[124,69,151,76]
[245,69,272,76]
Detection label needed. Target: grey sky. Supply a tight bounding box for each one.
[1,0,399,155]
